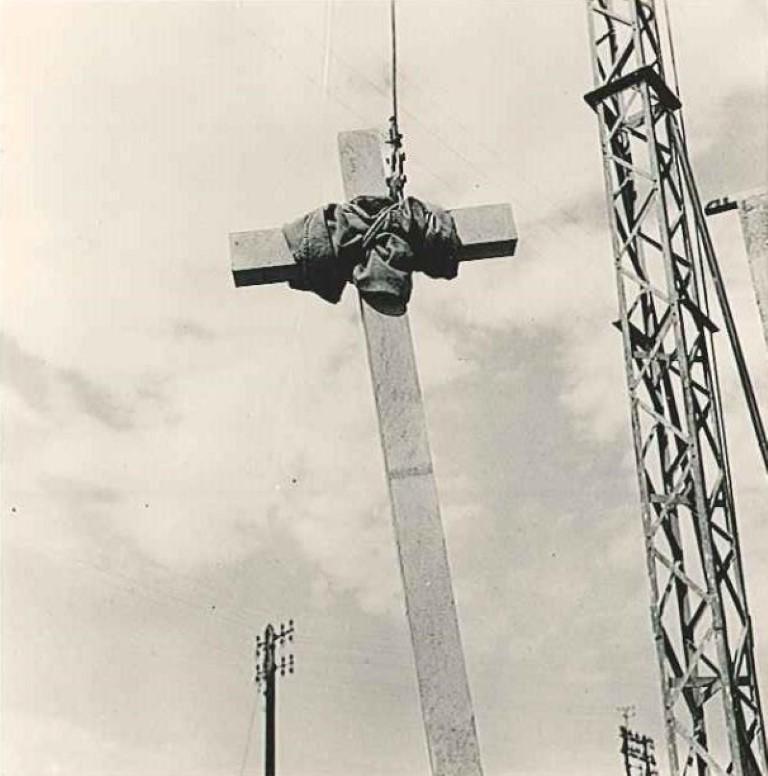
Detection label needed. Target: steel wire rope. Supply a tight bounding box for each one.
[322,0,334,96]
[390,0,398,129]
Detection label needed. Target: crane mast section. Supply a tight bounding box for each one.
[584,2,767,775]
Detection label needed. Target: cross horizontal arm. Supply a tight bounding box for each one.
[230,203,517,288]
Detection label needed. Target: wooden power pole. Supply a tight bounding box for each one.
[620,724,659,776]
[255,621,294,776]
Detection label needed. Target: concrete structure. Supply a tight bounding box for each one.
[230,128,517,776]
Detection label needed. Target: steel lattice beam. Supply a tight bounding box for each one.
[584,2,767,774]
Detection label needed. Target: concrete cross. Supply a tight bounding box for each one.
[231,129,517,776]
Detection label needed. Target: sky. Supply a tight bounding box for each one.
[1,1,767,775]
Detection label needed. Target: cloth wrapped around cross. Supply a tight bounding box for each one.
[282,195,461,316]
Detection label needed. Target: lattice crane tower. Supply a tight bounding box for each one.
[584,2,767,774]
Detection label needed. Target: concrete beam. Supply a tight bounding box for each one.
[231,204,517,288]
[340,129,486,776]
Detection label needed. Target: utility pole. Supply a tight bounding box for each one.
[641,735,658,776]
[255,620,294,776]
[618,705,637,730]
[618,706,637,775]
[618,709,658,776]
[620,726,659,776]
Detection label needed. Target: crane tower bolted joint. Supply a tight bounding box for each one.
[583,2,767,775]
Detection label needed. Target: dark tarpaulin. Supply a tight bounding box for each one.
[282,196,461,316]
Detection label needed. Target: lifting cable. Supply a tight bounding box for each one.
[386,0,406,202]
[390,0,398,129]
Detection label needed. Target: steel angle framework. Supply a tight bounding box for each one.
[584,1,767,774]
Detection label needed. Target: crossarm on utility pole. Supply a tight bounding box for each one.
[230,205,517,287]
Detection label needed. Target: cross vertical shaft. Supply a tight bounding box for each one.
[338,129,483,776]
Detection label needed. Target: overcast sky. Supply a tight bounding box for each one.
[2,2,767,775]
